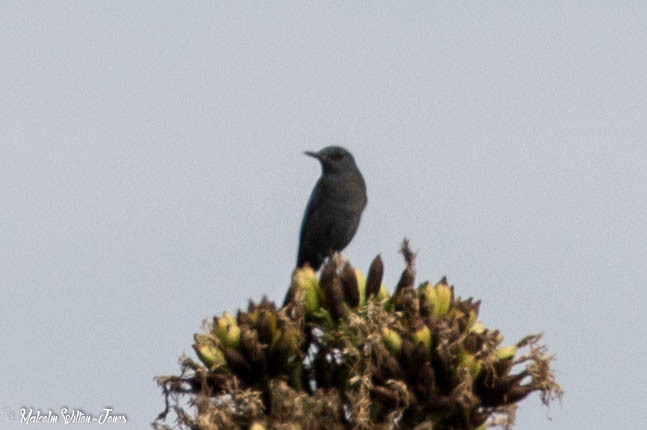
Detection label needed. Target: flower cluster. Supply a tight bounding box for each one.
[155,241,561,430]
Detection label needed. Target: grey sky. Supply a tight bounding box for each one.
[2,2,646,428]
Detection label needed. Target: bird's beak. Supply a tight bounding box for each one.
[304,151,325,161]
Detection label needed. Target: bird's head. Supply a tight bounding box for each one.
[304,146,357,175]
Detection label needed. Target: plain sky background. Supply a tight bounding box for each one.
[2,2,646,429]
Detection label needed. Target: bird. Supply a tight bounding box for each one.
[297,146,367,271]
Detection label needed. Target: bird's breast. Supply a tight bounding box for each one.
[321,177,366,210]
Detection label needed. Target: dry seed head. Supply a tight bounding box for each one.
[158,241,561,430]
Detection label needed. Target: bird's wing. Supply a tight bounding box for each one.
[297,177,325,263]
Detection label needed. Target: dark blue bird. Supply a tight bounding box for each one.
[297,146,367,270]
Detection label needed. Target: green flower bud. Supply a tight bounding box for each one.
[381,327,402,357]
[495,345,517,361]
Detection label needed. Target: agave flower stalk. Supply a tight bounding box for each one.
[155,240,562,430]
